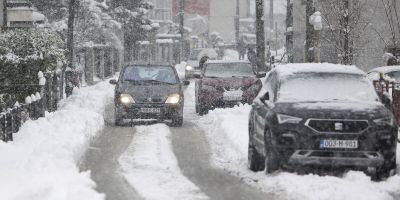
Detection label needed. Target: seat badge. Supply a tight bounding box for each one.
[334,122,343,131]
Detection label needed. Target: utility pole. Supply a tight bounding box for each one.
[235,0,240,50]
[285,0,294,63]
[269,0,274,30]
[256,0,266,72]
[179,0,185,62]
[64,0,76,99]
[3,0,7,29]
[305,0,315,62]
[343,0,351,64]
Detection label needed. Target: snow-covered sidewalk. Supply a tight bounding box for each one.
[197,105,400,200]
[0,80,114,200]
[119,124,208,200]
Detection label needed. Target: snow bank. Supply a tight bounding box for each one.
[198,105,400,200]
[119,124,208,200]
[0,81,114,200]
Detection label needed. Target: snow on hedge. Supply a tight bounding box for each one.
[0,80,114,200]
[119,124,208,200]
[197,105,400,200]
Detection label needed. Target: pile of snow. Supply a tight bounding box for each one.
[197,105,400,200]
[0,81,114,200]
[119,124,208,200]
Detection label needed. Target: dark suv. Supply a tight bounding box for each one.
[110,64,188,127]
[248,64,398,179]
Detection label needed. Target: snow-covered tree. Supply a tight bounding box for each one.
[0,29,65,84]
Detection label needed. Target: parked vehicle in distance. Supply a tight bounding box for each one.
[367,66,400,81]
[248,63,398,180]
[110,64,189,127]
[185,48,218,79]
[195,60,265,115]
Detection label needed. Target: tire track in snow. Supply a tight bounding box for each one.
[119,124,209,200]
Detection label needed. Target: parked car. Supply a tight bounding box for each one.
[185,48,218,79]
[248,63,398,179]
[109,64,189,127]
[367,66,400,81]
[195,60,265,115]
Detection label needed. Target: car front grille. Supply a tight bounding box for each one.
[306,119,369,133]
[136,97,165,104]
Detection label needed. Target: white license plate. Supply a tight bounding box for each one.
[223,91,243,101]
[320,139,358,149]
[140,108,161,113]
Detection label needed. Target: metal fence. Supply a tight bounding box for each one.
[0,71,62,142]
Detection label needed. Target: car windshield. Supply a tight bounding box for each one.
[204,63,255,78]
[122,66,177,84]
[278,73,379,102]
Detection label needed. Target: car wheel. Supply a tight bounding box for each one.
[171,116,183,127]
[264,130,280,174]
[248,119,265,171]
[375,153,397,180]
[115,113,123,126]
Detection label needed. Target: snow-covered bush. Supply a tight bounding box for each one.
[0,28,65,99]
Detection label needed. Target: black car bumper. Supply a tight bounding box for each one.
[288,150,384,168]
[116,103,183,120]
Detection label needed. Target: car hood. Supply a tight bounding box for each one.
[202,76,259,88]
[274,101,391,120]
[118,83,181,102]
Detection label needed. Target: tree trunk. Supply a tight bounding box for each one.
[256,0,266,72]
[67,0,76,70]
[305,0,314,62]
[286,0,294,63]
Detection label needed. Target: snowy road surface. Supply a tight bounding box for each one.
[78,79,400,200]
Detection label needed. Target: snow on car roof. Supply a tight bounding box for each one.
[273,63,365,77]
[206,60,251,64]
[368,65,400,73]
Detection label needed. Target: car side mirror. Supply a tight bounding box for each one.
[256,72,266,78]
[109,79,117,85]
[261,92,270,102]
[182,80,190,86]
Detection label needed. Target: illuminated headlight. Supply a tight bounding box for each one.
[166,94,180,104]
[186,65,193,71]
[201,85,218,92]
[277,114,302,124]
[120,94,135,104]
[373,117,395,126]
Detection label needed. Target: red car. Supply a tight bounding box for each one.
[195,61,265,115]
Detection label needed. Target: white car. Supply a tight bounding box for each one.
[185,48,218,79]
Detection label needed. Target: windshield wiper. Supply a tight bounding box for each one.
[143,80,175,85]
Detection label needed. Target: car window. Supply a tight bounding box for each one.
[122,66,178,84]
[204,63,255,78]
[386,71,400,81]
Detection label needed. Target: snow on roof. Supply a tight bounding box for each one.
[32,11,45,22]
[156,39,173,44]
[207,60,251,64]
[368,65,400,73]
[273,63,366,77]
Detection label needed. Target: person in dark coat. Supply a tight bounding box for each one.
[247,47,257,67]
[238,38,246,60]
[199,56,210,69]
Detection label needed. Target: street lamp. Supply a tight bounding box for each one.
[309,11,322,63]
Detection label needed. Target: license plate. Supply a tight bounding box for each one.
[140,108,161,113]
[223,90,243,101]
[320,139,358,149]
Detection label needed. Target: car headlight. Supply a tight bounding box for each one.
[120,94,135,104]
[186,65,193,71]
[373,117,395,126]
[277,114,302,124]
[166,94,180,104]
[201,85,218,92]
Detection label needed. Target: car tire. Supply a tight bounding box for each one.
[264,130,280,174]
[375,153,397,180]
[248,119,265,172]
[171,117,183,127]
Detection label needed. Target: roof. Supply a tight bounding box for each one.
[368,66,400,73]
[273,63,366,77]
[206,60,251,64]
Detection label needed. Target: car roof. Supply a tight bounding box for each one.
[368,65,400,74]
[206,60,251,64]
[272,63,366,77]
[124,63,173,68]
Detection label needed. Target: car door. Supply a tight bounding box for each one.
[253,72,277,152]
